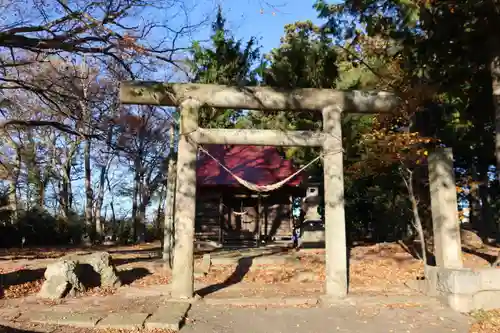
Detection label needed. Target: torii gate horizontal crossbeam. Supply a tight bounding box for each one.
[190,128,326,147]
[120,81,400,113]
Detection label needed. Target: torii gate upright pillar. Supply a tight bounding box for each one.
[171,99,201,299]
[322,106,347,298]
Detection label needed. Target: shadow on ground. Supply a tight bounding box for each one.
[462,247,497,265]
[0,246,92,261]
[118,267,152,285]
[112,256,160,266]
[0,325,39,333]
[106,246,161,255]
[0,268,45,287]
[195,247,292,297]
[196,257,253,297]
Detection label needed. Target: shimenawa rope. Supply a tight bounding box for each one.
[196,143,343,193]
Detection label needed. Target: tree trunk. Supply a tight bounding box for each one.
[95,131,114,243]
[35,179,46,208]
[8,180,18,224]
[132,159,141,242]
[163,122,177,266]
[489,53,500,242]
[7,149,20,223]
[137,202,147,243]
[137,180,148,243]
[59,161,72,220]
[491,52,500,180]
[106,175,117,241]
[94,186,105,244]
[401,167,428,266]
[84,139,94,244]
[9,148,22,224]
[155,185,165,240]
[469,165,483,232]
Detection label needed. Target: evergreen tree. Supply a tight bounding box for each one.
[187,6,261,128]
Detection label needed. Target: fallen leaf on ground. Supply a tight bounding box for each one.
[470,309,500,333]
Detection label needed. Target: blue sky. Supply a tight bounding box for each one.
[166,0,325,60]
[82,1,329,219]
[213,1,323,53]
[144,0,327,82]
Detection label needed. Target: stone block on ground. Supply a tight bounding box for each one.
[194,254,212,278]
[424,265,500,312]
[55,312,103,327]
[145,303,191,331]
[28,312,66,324]
[435,268,480,295]
[195,240,222,251]
[203,297,319,307]
[201,254,211,272]
[299,221,325,248]
[194,269,206,278]
[38,251,121,299]
[97,312,150,330]
[64,251,122,288]
[27,311,101,327]
[38,261,83,299]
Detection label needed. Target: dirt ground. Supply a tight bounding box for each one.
[0,241,499,333]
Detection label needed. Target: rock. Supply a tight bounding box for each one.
[63,252,121,288]
[38,260,83,299]
[194,253,211,278]
[460,229,483,249]
[200,254,211,273]
[194,240,222,251]
[193,270,206,278]
[38,252,121,299]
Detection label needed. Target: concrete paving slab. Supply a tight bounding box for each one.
[97,312,150,330]
[181,301,471,333]
[145,302,191,331]
[28,312,65,324]
[56,312,103,327]
[202,297,319,306]
[27,311,101,327]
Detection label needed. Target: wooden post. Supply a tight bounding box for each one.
[490,57,500,180]
[218,194,224,244]
[428,148,463,269]
[256,195,261,247]
[171,99,201,299]
[322,106,348,298]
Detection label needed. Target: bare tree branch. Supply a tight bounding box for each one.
[0,119,100,138]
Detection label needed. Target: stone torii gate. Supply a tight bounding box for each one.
[119,81,400,300]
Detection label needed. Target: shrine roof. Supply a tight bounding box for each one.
[196,145,303,188]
